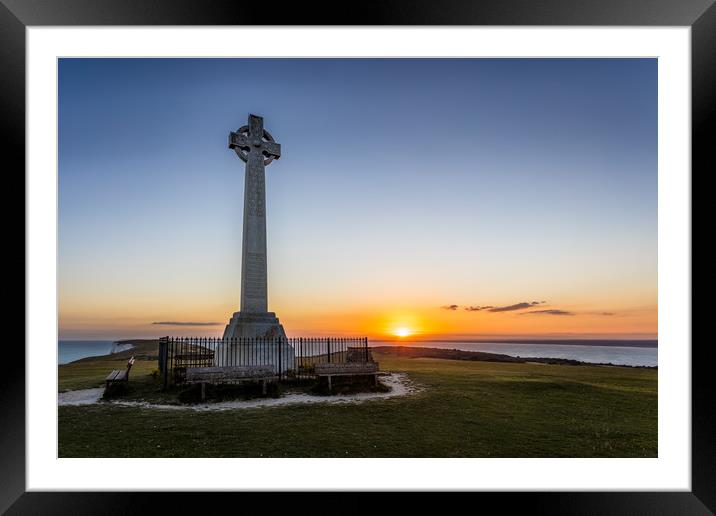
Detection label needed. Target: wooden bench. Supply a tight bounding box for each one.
[173,352,215,368]
[313,362,379,392]
[185,365,278,400]
[106,357,135,388]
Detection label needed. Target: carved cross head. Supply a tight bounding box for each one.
[229,114,281,165]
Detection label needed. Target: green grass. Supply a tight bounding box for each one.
[59,340,160,392]
[58,349,657,458]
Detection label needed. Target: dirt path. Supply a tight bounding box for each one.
[58,387,105,405]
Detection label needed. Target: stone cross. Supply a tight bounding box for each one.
[229,114,281,314]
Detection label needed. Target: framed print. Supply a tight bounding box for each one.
[5,0,711,512]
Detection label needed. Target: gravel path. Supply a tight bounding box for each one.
[58,388,105,405]
[58,373,421,411]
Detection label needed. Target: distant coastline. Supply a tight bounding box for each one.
[110,341,135,354]
[59,337,657,367]
[58,339,147,365]
[113,339,156,347]
[372,346,657,369]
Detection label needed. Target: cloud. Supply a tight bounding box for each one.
[488,301,545,313]
[151,321,222,326]
[451,301,551,313]
[600,312,616,316]
[520,309,575,316]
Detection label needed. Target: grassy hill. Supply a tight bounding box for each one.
[58,343,657,458]
[59,340,160,392]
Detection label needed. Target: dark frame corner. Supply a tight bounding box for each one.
[5,0,711,513]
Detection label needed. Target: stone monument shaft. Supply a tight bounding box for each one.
[222,114,288,342]
[229,114,281,313]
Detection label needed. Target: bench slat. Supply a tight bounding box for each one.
[317,371,380,377]
[105,370,121,381]
[314,362,379,375]
[185,365,276,384]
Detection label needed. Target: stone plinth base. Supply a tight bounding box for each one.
[217,312,293,372]
[212,341,295,372]
[222,311,287,340]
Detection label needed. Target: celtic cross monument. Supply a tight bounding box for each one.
[222,114,288,343]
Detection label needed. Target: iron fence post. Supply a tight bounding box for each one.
[158,337,165,374]
[160,336,169,390]
[278,337,282,380]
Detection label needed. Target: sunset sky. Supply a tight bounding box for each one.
[58,58,657,341]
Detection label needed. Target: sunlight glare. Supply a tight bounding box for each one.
[394,327,412,338]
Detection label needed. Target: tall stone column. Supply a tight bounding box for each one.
[221,114,288,344]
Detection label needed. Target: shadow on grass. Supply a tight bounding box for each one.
[310,375,391,396]
[101,372,388,404]
[177,382,282,404]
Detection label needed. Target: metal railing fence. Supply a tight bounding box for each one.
[158,336,370,388]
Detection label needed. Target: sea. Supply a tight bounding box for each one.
[58,340,134,365]
[369,340,657,367]
[59,339,658,367]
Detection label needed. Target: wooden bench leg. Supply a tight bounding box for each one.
[261,380,266,395]
[327,375,332,393]
[201,382,206,402]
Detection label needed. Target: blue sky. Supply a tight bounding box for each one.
[58,58,657,340]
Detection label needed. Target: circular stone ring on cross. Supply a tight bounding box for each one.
[231,125,279,165]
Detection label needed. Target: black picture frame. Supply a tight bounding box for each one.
[4,0,710,513]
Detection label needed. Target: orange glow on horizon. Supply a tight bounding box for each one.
[58,298,658,341]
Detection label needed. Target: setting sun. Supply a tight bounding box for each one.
[394,327,412,338]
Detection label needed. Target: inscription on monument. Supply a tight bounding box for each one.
[245,168,266,217]
[243,252,266,299]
